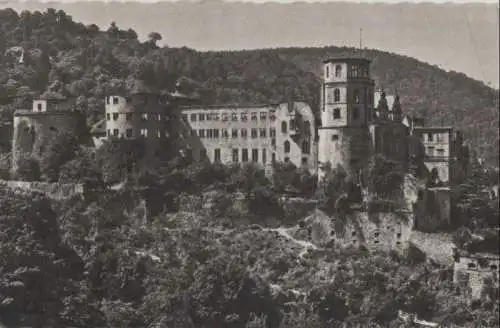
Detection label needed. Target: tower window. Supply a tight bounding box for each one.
[354,89,361,104]
[281,121,288,133]
[302,140,310,154]
[335,65,342,77]
[284,140,291,153]
[334,88,341,102]
[333,108,341,119]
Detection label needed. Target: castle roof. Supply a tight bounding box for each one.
[374,91,395,110]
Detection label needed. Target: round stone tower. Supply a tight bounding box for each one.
[317,56,375,181]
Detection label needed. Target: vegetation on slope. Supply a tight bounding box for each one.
[0,8,498,164]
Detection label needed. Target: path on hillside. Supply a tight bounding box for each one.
[409,231,455,266]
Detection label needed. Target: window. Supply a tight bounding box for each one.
[351,65,359,77]
[251,128,257,139]
[284,157,290,163]
[241,129,248,138]
[222,113,228,121]
[214,149,221,163]
[252,149,258,162]
[468,263,477,269]
[113,129,119,137]
[436,149,445,157]
[113,97,119,104]
[199,113,205,121]
[290,119,296,131]
[126,129,132,138]
[271,138,276,147]
[190,113,197,121]
[333,108,341,119]
[325,65,329,78]
[269,110,276,121]
[106,113,110,121]
[207,129,213,139]
[251,112,257,121]
[354,89,360,104]
[427,133,433,142]
[107,129,111,136]
[302,157,308,165]
[326,88,334,104]
[242,149,249,162]
[335,65,342,77]
[199,129,205,138]
[206,113,212,121]
[374,232,380,238]
[304,121,311,135]
[113,113,119,121]
[262,149,267,164]
[427,146,435,156]
[272,153,276,163]
[37,103,43,111]
[270,128,276,137]
[232,113,238,121]
[284,140,290,153]
[334,89,340,102]
[260,128,266,138]
[141,113,148,121]
[140,129,147,137]
[213,129,219,138]
[396,233,402,239]
[302,140,310,154]
[436,134,444,142]
[222,129,229,138]
[352,108,359,120]
[281,121,288,133]
[260,112,267,121]
[106,97,110,105]
[241,113,248,121]
[232,149,239,163]
[232,129,238,138]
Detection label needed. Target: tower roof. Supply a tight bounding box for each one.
[323,55,370,64]
[374,91,395,110]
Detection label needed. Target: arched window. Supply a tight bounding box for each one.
[353,89,360,104]
[284,140,290,153]
[334,88,340,102]
[281,121,287,133]
[302,140,310,154]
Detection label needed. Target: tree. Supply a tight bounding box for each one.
[39,132,80,182]
[147,32,162,47]
[15,154,40,181]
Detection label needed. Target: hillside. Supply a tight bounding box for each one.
[0,8,498,164]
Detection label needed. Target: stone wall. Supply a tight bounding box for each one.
[0,180,84,200]
[413,187,452,231]
[453,253,500,300]
[301,209,414,252]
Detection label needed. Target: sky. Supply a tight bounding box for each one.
[1,0,498,87]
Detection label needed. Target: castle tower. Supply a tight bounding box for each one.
[318,56,375,181]
[391,91,402,122]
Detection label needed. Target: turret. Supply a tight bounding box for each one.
[392,91,402,122]
[376,90,389,120]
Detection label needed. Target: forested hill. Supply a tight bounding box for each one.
[0,8,498,165]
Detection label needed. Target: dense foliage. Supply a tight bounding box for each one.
[0,8,498,165]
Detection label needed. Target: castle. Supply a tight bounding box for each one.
[86,56,468,188]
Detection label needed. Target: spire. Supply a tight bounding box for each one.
[392,89,402,122]
[376,88,389,120]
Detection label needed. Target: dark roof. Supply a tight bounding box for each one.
[323,55,370,64]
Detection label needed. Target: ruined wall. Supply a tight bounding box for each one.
[302,209,414,252]
[11,111,85,174]
[0,180,84,200]
[453,254,499,300]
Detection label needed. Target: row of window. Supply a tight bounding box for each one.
[423,133,446,143]
[326,88,368,105]
[106,112,167,122]
[325,64,369,79]
[107,128,164,138]
[426,147,446,157]
[106,95,168,106]
[185,110,276,123]
[194,127,277,139]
